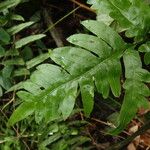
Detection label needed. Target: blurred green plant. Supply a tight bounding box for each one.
[1,106,90,150]
[0,0,46,97]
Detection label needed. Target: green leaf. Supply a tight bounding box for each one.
[39,133,61,149]
[0,0,21,12]
[138,42,150,65]
[123,50,150,82]
[26,52,50,69]
[88,0,132,28]
[0,45,5,56]
[0,49,19,58]
[59,81,78,120]
[7,21,34,35]
[0,86,3,97]
[17,91,34,102]
[10,14,24,21]
[8,20,125,125]
[138,42,150,53]
[0,28,10,44]
[65,136,90,149]
[6,81,24,93]
[123,49,142,78]
[0,16,8,26]
[110,50,150,135]
[2,65,14,78]
[95,67,110,99]
[67,33,112,59]
[23,81,42,95]
[79,77,94,116]
[87,0,114,25]
[144,52,150,65]
[22,46,33,60]
[8,102,35,126]
[12,68,30,77]
[1,58,25,66]
[50,47,99,76]
[88,0,150,40]
[81,20,125,50]
[108,59,122,97]
[15,34,46,49]
[0,75,12,90]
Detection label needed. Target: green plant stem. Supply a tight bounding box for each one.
[43,6,80,34]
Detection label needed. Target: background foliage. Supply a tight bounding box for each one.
[0,0,150,149]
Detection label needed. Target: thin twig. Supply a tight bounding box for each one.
[69,0,95,13]
[43,6,80,34]
[2,92,15,110]
[22,140,31,150]
[91,117,131,136]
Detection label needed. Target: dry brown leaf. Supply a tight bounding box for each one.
[140,129,150,147]
[127,143,136,150]
[129,125,138,133]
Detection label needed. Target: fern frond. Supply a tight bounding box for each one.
[110,50,150,135]
[89,0,150,40]
[8,20,126,126]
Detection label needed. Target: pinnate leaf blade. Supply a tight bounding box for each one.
[79,77,94,116]
[8,20,124,125]
[7,21,34,35]
[110,50,150,135]
[15,34,46,49]
[8,102,35,126]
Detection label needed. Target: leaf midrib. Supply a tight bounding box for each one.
[35,50,124,101]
